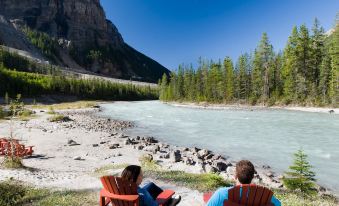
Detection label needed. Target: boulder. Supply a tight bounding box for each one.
[145,137,158,143]
[124,138,133,145]
[213,160,230,172]
[170,150,181,163]
[109,144,120,149]
[204,164,218,173]
[136,145,144,150]
[197,149,209,159]
[144,145,160,154]
[67,139,79,146]
[183,157,195,165]
[159,152,170,159]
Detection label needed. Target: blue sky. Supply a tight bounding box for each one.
[101,0,338,71]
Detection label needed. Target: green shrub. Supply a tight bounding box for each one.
[0,181,26,206]
[48,115,72,122]
[47,106,56,114]
[1,157,24,169]
[283,149,317,196]
[0,106,6,119]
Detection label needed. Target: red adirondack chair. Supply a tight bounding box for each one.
[0,138,34,157]
[100,176,175,206]
[203,184,274,206]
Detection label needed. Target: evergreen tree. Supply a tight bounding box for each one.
[283,149,316,196]
[251,33,274,104]
[282,26,299,103]
[159,73,168,100]
[295,25,312,102]
[236,54,249,100]
[318,46,332,104]
[310,18,325,86]
[224,57,234,101]
[328,17,339,106]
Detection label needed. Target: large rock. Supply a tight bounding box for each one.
[143,145,160,154]
[204,164,218,173]
[170,150,181,163]
[197,149,210,159]
[213,160,230,172]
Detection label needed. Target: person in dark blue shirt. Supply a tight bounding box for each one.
[121,165,181,206]
[207,160,281,206]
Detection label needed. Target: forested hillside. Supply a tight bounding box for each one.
[0,48,158,100]
[160,19,338,107]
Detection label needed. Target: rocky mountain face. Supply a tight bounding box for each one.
[0,0,170,82]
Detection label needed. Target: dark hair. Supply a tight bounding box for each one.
[236,160,255,184]
[121,165,141,183]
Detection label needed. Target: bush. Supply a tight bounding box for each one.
[0,181,26,206]
[47,106,56,114]
[1,156,24,169]
[48,115,72,122]
[0,106,7,119]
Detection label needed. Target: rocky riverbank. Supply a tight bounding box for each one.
[0,105,334,205]
[56,108,302,190]
[166,101,338,114]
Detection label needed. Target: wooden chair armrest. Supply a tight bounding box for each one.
[156,189,175,205]
[100,189,139,202]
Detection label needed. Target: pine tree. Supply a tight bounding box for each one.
[283,149,316,196]
[282,26,299,103]
[159,73,168,101]
[310,18,325,86]
[237,54,249,100]
[295,25,312,102]
[224,57,234,102]
[328,17,339,106]
[319,46,332,104]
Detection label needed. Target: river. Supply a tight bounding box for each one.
[100,101,339,194]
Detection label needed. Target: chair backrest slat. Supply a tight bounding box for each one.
[115,177,131,206]
[259,187,273,205]
[246,185,256,204]
[225,184,273,206]
[239,185,249,205]
[233,185,241,203]
[100,176,138,206]
[253,186,264,205]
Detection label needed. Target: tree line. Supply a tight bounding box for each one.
[159,19,338,107]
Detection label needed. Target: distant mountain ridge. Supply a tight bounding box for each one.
[0,0,170,82]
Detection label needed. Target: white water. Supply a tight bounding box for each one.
[100,101,339,194]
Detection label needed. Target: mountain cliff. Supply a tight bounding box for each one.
[0,0,170,82]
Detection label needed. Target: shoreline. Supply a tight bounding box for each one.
[165,101,339,114]
[0,104,336,204]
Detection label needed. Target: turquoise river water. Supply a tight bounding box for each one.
[100,101,339,194]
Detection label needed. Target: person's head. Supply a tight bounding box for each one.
[235,160,255,184]
[121,165,143,185]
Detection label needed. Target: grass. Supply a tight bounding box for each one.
[48,114,72,122]
[140,157,338,205]
[31,101,99,110]
[46,106,56,115]
[1,157,24,169]
[274,189,338,206]
[139,155,233,192]
[0,180,97,206]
